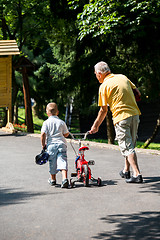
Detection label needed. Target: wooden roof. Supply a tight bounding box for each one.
[14,56,35,70]
[0,40,20,55]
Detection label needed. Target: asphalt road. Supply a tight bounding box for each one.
[0,130,160,240]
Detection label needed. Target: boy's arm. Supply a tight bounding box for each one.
[41,132,46,149]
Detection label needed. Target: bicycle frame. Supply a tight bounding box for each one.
[70,132,101,187]
[75,147,92,180]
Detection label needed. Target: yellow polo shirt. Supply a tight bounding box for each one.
[98,73,141,125]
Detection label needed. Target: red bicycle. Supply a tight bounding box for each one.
[70,132,102,187]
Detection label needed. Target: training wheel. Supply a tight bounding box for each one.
[97,177,102,186]
[70,178,75,188]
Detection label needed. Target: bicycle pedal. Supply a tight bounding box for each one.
[88,160,95,165]
[71,173,77,177]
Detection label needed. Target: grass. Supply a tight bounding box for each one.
[17,107,44,134]
[136,141,160,151]
[89,139,160,151]
[17,108,160,151]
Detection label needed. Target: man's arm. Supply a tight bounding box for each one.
[135,87,141,97]
[89,105,108,134]
[132,87,141,102]
[63,132,69,138]
[41,132,46,149]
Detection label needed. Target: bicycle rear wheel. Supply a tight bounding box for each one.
[82,164,89,187]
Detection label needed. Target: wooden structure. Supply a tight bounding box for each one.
[14,56,34,133]
[0,40,20,124]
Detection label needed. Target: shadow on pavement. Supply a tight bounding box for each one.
[92,211,160,239]
[144,176,160,184]
[54,180,117,189]
[0,133,14,137]
[0,133,25,137]
[141,176,160,194]
[0,187,63,206]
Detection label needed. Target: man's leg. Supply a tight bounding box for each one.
[126,151,143,183]
[120,153,142,182]
[119,156,130,179]
[124,156,130,172]
[115,116,143,183]
[127,152,140,176]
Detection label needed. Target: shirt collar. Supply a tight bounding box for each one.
[104,73,114,82]
[49,115,59,119]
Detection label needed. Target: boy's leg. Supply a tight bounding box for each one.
[61,170,69,188]
[61,169,67,181]
[57,144,68,180]
[51,174,56,181]
[57,144,68,188]
[47,144,58,185]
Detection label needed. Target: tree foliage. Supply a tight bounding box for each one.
[0,0,160,130]
[76,0,160,101]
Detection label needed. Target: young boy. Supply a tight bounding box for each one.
[41,102,69,188]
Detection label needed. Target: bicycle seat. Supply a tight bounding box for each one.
[79,146,89,151]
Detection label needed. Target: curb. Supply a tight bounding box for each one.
[18,132,160,156]
[1,129,160,156]
[76,140,160,156]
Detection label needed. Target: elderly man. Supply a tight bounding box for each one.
[90,61,143,183]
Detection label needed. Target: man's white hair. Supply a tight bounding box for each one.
[94,61,110,74]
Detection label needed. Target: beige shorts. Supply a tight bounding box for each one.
[115,115,140,157]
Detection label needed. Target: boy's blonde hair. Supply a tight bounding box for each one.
[46,102,58,115]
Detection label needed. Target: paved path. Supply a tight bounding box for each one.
[0,130,160,240]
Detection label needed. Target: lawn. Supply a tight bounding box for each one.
[15,107,44,133]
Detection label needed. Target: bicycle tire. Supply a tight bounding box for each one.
[82,164,89,187]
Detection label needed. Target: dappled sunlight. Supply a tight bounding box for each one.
[92,211,160,239]
[140,176,160,194]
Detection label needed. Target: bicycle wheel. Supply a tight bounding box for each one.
[82,164,89,187]
[97,177,102,186]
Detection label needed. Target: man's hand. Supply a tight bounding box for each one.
[89,106,108,134]
[89,126,99,134]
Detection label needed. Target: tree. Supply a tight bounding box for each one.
[0,0,52,103]
[1,0,159,141]
[76,0,160,101]
[70,0,160,141]
[48,0,100,123]
[143,114,160,148]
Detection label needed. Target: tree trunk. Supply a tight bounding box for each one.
[106,107,115,144]
[143,114,160,148]
[22,67,34,133]
[13,104,18,124]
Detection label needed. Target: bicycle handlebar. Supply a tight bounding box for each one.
[69,131,90,140]
[84,131,90,140]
